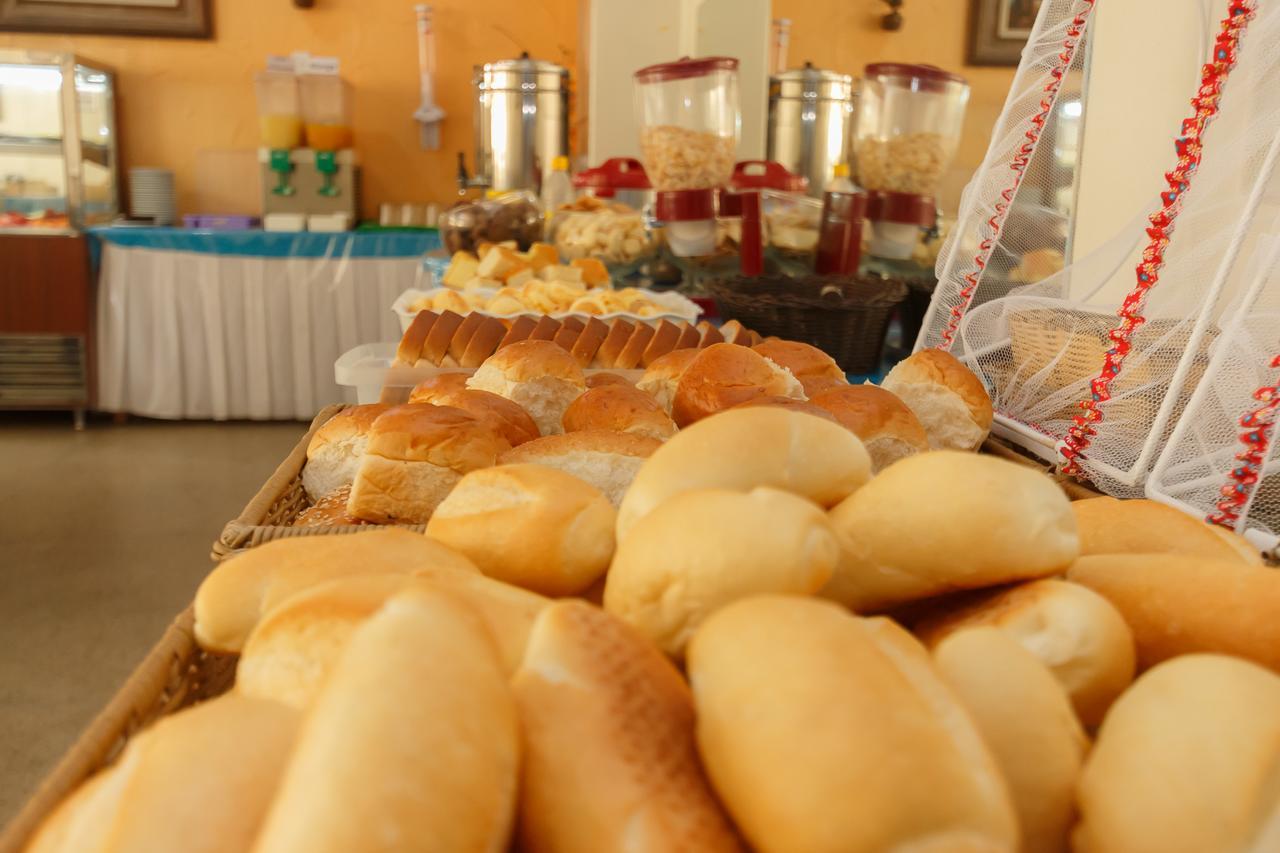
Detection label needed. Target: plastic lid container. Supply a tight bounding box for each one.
[549,199,658,274]
[634,56,740,191]
[854,63,969,196]
[440,190,544,253]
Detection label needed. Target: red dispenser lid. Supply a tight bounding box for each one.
[572,158,652,193]
[728,160,809,193]
[635,56,739,83]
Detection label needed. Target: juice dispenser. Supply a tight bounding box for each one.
[854,63,968,259]
[300,74,354,151]
[634,56,739,256]
[255,71,303,150]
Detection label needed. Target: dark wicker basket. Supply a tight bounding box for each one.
[899,275,938,350]
[709,274,908,374]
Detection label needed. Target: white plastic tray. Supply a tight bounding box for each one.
[391,287,702,335]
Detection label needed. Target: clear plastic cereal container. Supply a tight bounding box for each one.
[634,56,740,192]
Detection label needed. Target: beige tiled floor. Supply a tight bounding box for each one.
[0,414,302,827]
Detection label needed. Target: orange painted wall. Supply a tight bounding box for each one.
[1,0,1010,217]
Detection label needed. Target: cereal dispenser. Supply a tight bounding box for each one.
[854,63,968,259]
[634,56,740,257]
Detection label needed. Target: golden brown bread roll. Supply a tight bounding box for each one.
[498,429,661,507]
[393,310,437,366]
[562,384,678,441]
[687,596,1018,853]
[252,590,519,853]
[1072,496,1262,564]
[498,315,538,350]
[301,404,391,500]
[730,394,840,422]
[913,579,1136,728]
[671,343,805,427]
[635,348,700,415]
[585,371,635,389]
[420,309,465,366]
[406,372,471,403]
[1067,553,1280,672]
[751,338,848,397]
[881,349,993,451]
[291,485,371,528]
[467,339,586,436]
[423,388,540,447]
[594,318,635,368]
[512,601,743,853]
[809,384,930,473]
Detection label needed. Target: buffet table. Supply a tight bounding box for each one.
[92,227,440,420]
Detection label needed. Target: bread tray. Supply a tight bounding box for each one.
[392,287,702,334]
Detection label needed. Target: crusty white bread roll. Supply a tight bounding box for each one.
[498,429,660,508]
[671,343,805,428]
[512,601,743,853]
[809,384,930,473]
[27,695,299,853]
[585,371,634,389]
[751,339,848,397]
[932,627,1088,853]
[561,384,678,441]
[687,596,1017,853]
[291,485,371,528]
[422,387,540,447]
[605,487,839,658]
[636,348,700,415]
[1067,553,1280,672]
[827,451,1078,611]
[1072,496,1262,564]
[193,528,477,653]
[616,406,872,540]
[237,570,547,707]
[253,589,519,853]
[1073,654,1280,853]
[730,394,839,422]
[346,403,511,524]
[406,372,470,403]
[914,579,1135,728]
[425,464,616,596]
[881,349,993,451]
[467,339,586,436]
[301,404,390,500]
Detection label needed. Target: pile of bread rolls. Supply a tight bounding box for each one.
[27,339,1280,853]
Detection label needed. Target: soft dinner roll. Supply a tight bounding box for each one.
[617,406,871,539]
[828,451,1078,611]
[561,384,678,441]
[605,487,839,658]
[671,343,805,428]
[636,348,700,415]
[809,384,930,473]
[300,404,390,500]
[406,372,470,403]
[881,349,993,451]
[585,371,634,389]
[468,339,586,436]
[730,394,839,422]
[752,338,848,397]
[933,627,1088,853]
[25,695,299,853]
[238,569,548,707]
[1067,553,1280,672]
[914,578,1136,728]
[253,590,519,853]
[426,464,616,596]
[512,601,743,853]
[687,597,1017,853]
[346,403,510,524]
[291,485,370,528]
[498,429,660,507]
[1072,496,1262,564]
[193,529,478,653]
[423,387,540,447]
[1074,654,1280,853]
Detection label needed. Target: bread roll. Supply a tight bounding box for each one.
[636,348,700,415]
[687,596,1017,853]
[882,349,993,451]
[406,372,475,404]
[752,339,848,397]
[291,485,370,528]
[425,388,540,447]
[914,579,1135,727]
[425,464,616,596]
[253,590,519,853]
[932,627,1088,852]
[468,339,586,436]
[238,570,548,707]
[617,407,872,540]
[394,309,436,366]
[193,528,478,653]
[605,487,839,657]
[1072,496,1262,564]
[827,451,1078,610]
[561,384,677,441]
[1067,553,1280,672]
[512,601,743,853]
[730,394,839,422]
[346,403,510,524]
[809,384,929,473]
[585,371,634,389]
[1073,654,1280,853]
[671,343,805,428]
[498,429,660,507]
[301,404,390,500]
[24,753,136,853]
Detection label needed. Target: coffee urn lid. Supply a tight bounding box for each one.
[475,51,569,91]
[770,61,854,102]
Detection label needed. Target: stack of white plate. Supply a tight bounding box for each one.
[129,168,176,226]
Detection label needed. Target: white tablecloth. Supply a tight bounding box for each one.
[96,241,428,420]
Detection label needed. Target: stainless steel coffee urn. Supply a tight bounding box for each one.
[459,52,570,193]
[766,62,855,197]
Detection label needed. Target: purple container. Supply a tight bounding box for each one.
[183,214,261,230]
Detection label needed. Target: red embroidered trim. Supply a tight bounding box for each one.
[937,0,1096,350]
[1208,354,1280,528]
[1058,0,1257,476]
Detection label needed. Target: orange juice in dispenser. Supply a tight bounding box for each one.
[255,71,303,149]
[300,74,354,150]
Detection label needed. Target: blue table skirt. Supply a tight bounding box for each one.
[88,226,441,265]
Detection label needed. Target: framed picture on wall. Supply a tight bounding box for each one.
[968,0,1042,65]
[0,0,211,39]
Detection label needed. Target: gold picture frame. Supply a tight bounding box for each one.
[969,0,1041,66]
[0,0,212,39]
